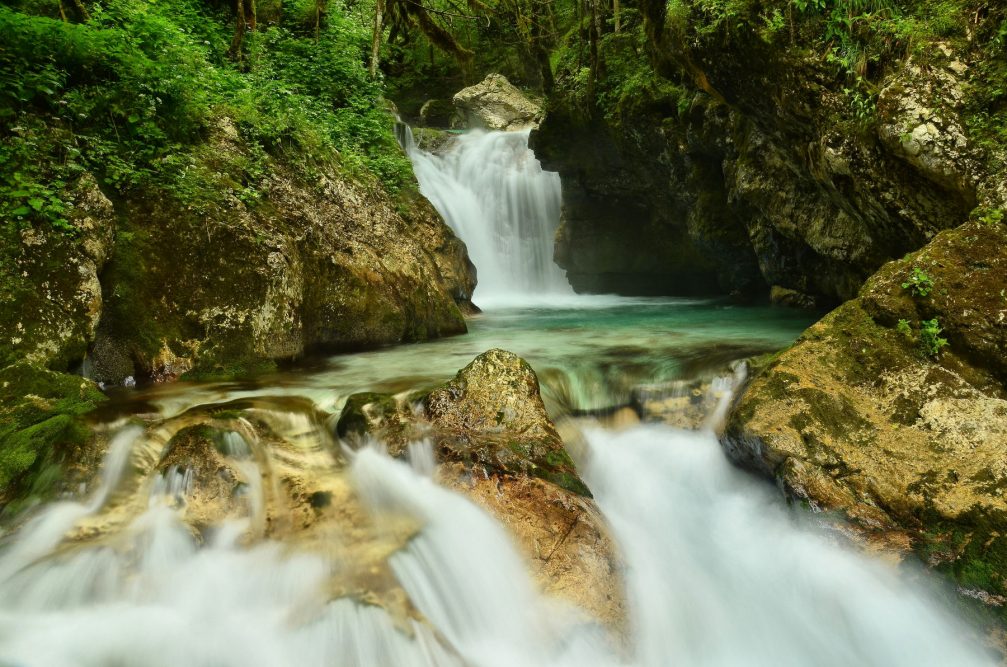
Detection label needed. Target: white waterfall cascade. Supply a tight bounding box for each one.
[402,126,572,307]
[0,416,993,666]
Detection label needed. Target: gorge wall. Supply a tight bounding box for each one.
[532,0,1007,303]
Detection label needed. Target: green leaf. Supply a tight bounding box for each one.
[11,206,30,216]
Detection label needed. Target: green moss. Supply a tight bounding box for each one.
[541,469,592,497]
[0,362,105,510]
[335,392,399,439]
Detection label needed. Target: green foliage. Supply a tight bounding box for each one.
[919,317,948,358]
[901,266,934,297]
[896,318,912,339]
[0,0,413,222]
[972,207,1005,227]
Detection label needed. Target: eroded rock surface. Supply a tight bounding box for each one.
[0,174,115,371]
[725,221,1007,605]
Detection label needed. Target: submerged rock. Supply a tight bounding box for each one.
[453,74,542,131]
[441,461,625,631]
[725,221,1007,607]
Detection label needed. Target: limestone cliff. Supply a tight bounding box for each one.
[1,120,476,386]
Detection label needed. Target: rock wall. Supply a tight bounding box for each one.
[533,8,1003,303]
[1,120,476,385]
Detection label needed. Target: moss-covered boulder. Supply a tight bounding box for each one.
[0,363,106,512]
[725,220,1007,608]
[0,174,115,371]
[84,119,476,384]
[336,349,589,495]
[423,349,587,495]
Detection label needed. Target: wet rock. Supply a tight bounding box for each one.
[424,349,587,495]
[337,350,589,495]
[725,221,1007,606]
[770,285,817,309]
[336,391,419,457]
[410,127,458,155]
[0,363,106,513]
[453,74,542,131]
[441,462,625,631]
[155,425,251,529]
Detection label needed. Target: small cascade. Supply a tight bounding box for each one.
[0,392,995,666]
[401,125,571,306]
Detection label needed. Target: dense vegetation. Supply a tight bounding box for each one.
[0,0,413,238]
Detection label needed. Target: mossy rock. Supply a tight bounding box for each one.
[423,349,589,496]
[725,221,1007,619]
[0,363,106,513]
[333,350,590,496]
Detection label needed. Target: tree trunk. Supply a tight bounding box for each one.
[72,0,90,20]
[613,0,620,33]
[369,0,385,76]
[315,0,324,40]
[229,0,247,61]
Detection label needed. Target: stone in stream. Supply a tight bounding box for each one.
[725,221,1007,614]
[452,74,542,132]
[336,348,625,629]
[338,349,587,496]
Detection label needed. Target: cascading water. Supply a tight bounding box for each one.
[0,408,993,666]
[402,126,572,306]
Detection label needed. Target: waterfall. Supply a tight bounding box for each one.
[402,126,572,307]
[0,419,992,666]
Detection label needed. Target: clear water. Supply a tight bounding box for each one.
[0,298,994,666]
[124,297,817,419]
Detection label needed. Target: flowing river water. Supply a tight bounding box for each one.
[0,130,996,666]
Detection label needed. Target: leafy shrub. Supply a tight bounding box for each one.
[919,318,948,358]
[901,266,934,297]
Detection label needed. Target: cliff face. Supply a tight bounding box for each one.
[533,1,1006,303]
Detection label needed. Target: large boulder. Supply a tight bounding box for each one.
[441,461,625,630]
[453,74,542,131]
[725,220,1007,605]
[85,119,476,383]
